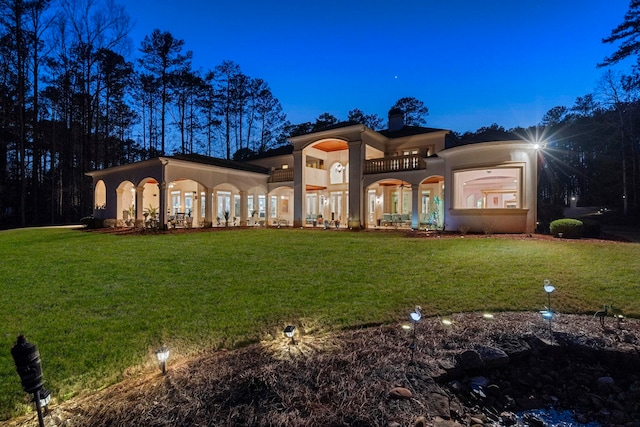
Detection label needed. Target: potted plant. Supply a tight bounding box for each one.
[126,205,136,227]
[223,210,231,227]
[144,205,159,229]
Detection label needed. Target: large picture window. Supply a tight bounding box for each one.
[453,166,522,209]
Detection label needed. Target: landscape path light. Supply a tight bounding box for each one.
[542,280,556,344]
[156,346,170,375]
[409,306,421,363]
[284,325,296,345]
[543,279,555,312]
[11,335,49,427]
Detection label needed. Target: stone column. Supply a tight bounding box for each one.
[203,188,212,225]
[411,185,420,229]
[159,181,167,228]
[293,149,304,228]
[347,140,364,229]
[115,188,124,220]
[135,186,145,221]
[240,190,248,226]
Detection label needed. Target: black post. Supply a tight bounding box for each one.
[11,335,46,427]
[33,393,45,427]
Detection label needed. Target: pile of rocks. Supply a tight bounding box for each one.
[392,330,640,426]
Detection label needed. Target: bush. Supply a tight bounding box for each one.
[80,216,104,229]
[580,218,601,238]
[550,218,583,239]
[103,218,117,228]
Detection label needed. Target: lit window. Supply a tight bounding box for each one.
[453,167,522,209]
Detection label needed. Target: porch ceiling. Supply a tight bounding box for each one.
[306,185,326,191]
[313,140,348,152]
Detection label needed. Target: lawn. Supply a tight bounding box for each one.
[0,227,639,420]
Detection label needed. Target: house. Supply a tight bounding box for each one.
[87,109,538,233]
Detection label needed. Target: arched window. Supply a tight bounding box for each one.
[95,180,106,209]
[330,162,344,184]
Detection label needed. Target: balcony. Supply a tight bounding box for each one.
[364,154,424,175]
[269,168,294,183]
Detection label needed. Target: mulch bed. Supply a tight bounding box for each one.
[7,312,640,427]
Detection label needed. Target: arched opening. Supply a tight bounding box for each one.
[418,176,445,230]
[140,178,160,227]
[165,178,205,228]
[365,175,444,229]
[95,180,106,210]
[366,179,412,228]
[116,181,136,225]
[302,139,349,227]
[268,186,294,226]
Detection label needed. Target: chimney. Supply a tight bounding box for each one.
[388,108,404,132]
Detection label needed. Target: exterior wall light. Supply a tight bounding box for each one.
[11,335,49,427]
[156,347,170,375]
[284,325,296,345]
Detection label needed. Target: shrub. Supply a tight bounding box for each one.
[103,218,117,228]
[80,216,104,229]
[80,216,95,228]
[580,218,601,238]
[550,218,583,239]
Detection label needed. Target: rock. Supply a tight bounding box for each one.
[470,376,489,388]
[387,422,401,427]
[426,392,450,419]
[495,335,531,360]
[612,409,628,424]
[448,379,464,393]
[470,413,487,423]
[515,396,543,410]
[413,417,427,427]
[500,411,518,425]
[388,387,412,399]
[597,376,615,389]
[433,416,464,427]
[439,357,463,379]
[456,350,484,371]
[476,345,510,368]
[522,413,545,427]
[486,383,501,397]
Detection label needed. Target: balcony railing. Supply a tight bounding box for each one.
[364,154,424,174]
[269,168,294,183]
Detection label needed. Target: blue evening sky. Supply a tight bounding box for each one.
[124,1,632,133]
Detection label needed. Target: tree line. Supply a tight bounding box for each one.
[0,0,431,228]
[1,0,640,228]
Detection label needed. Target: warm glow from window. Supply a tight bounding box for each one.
[453,167,522,209]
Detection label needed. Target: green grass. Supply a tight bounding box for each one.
[0,227,639,419]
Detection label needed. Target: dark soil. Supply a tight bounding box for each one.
[7,312,640,427]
